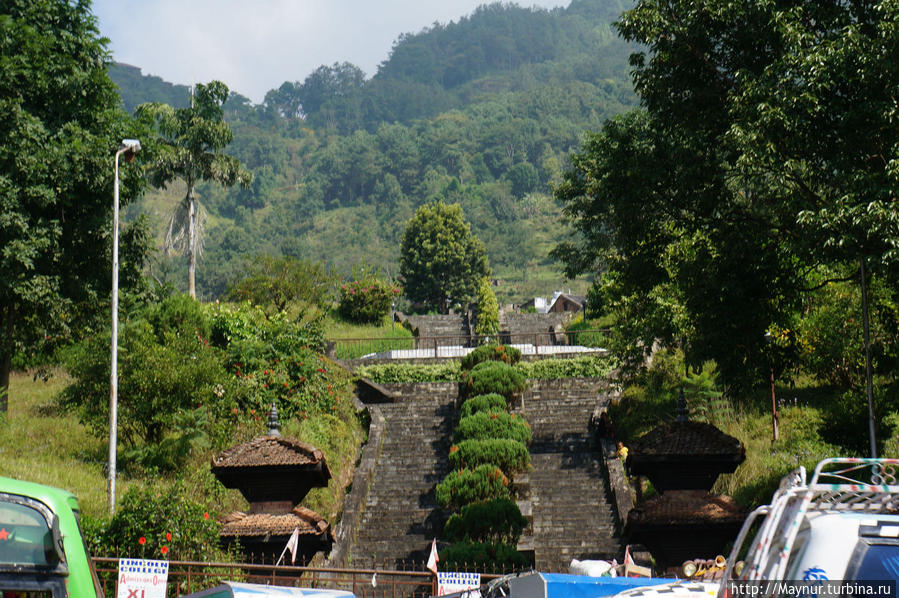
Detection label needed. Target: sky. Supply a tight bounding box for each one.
[93,0,571,105]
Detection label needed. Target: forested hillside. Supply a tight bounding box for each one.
[110,0,637,303]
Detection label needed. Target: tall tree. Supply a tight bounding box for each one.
[400,201,490,314]
[0,0,147,410]
[136,81,251,298]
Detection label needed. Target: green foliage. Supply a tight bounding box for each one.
[435,464,511,510]
[459,394,509,418]
[136,80,252,297]
[0,0,150,408]
[438,541,529,574]
[59,317,235,456]
[681,361,723,423]
[443,498,528,544]
[353,362,460,384]
[453,412,532,445]
[400,201,490,313]
[475,278,500,337]
[208,301,325,354]
[462,361,528,400]
[566,317,609,348]
[461,345,521,371]
[516,356,614,379]
[83,482,225,561]
[449,439,530,475]
[338,274,399,324]
[225,255,336,315]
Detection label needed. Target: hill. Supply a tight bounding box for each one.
[109,0,638,305]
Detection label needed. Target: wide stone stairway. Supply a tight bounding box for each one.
[349,383,459,569]
[515,379,621,571]
[345,377,622,572]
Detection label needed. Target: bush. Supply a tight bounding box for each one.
[209,301,325,355]
[84,482,225,561]
[438,541,529,573]
[460,394,509,418]
[461,345,521,371]
[435,465,511,510]
[449,438,530,475]
[462,361,528,400]
[354,362,461,383]
[454,412,531,445]
[338,275,400,324]
[516,356,613,379]
[566,318,608,348]
[443,499,528,544]
[474,278,500,338]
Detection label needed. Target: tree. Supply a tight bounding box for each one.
[400,201,490,313]
[136,81,251,298]
[224,254,336,316]
[0,0,148,410]
[475,277,500,339]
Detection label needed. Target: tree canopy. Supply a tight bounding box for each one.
[0,0,147,409]
[555,0,899,390]
[400,202,490,313]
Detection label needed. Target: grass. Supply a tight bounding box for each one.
[324,315,415,359]
[0,367,364,529]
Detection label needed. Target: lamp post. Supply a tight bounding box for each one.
[109,139,140,514]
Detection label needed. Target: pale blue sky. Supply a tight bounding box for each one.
[92,1,570,104]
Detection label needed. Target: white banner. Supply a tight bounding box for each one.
[437,571,481,597]
[117,558,169,598]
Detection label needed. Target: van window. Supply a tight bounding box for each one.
[0,501,58,568]
[849,541,899,580]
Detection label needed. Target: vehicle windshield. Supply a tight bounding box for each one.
[0,500,58,568]
[849,542,899,580]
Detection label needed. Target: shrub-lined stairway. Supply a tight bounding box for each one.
[342,378,621,571]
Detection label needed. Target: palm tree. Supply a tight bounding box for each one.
[137,81,251,297]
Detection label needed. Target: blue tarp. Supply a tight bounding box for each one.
[508,573,674,598]
[183,582,357,598]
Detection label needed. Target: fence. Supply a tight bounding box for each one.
[92,558,440,598]
[330,329,611,360]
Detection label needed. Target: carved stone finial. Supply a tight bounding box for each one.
[267,402,281,436]
[676,388,689,422]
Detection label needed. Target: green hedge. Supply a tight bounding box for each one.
[462,361,528,399]
[459,394,509,418]
[354,362,460,383]
[438,541,529,573]
[443,498,528,544]
[516,356,613,379]
[461,344,522,371]
[435,465,511,510]
[453,412,531,445]
[449,438,530,475]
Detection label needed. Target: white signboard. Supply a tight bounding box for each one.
[117,558,169,598]
[437,571,481,597]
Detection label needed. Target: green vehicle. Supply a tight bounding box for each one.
[0,476,103,597]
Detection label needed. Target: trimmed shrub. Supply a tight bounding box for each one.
[443,498,528,544]
[449,438,530,475]
[462,361,528,400]
[460,394,509,418]
[474,277,500,338]
[438,541,529,574]
[454,412,532,445]
[435,465,510,510]
[461,344,522,371]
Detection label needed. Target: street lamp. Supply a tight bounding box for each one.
[109,139,140,514]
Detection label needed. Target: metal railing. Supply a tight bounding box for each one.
[331,329,611,360]
[92,558,439,598]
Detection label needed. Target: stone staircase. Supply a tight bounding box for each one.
[514,379,621,571]
[344,377,621,573]
[348,383,458,569]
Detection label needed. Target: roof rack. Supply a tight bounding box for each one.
[718,458,899,595]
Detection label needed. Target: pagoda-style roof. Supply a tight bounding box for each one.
[625,490,745,566]
[628,420,745,492]
[211,408,331,504]
[220,505,332,539]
